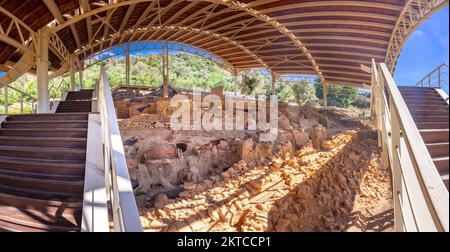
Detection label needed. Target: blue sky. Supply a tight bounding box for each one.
[394,6,449,86]
[2,7,449,87]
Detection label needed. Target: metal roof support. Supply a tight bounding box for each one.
[36,29,50,113]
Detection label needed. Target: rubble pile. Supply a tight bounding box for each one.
[138,131,392,232]
[113,87,392,232]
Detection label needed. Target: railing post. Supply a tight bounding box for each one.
[438,66,441,88]
[3,87,8,114]
[20,95,24,114]
[389,99,404,232]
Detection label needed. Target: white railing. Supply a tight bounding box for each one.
[1,86,37,114]
[371,61,449,232]
[415,63,449,89]
[97,65,143,232]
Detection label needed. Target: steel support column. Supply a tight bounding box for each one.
[36,29,50,113]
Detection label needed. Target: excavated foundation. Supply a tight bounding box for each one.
[115,89,393,232]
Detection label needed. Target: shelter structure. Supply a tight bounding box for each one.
[0,0,448,232]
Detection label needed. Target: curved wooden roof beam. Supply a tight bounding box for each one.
[75,25,269,71]
[49,0,325,82]
[386,0,449,72]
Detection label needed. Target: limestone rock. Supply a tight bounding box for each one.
[126,158,139,169]
[336,173,347,185]
[144,144,177,160]
[311,125,327,149]
[154,193,169,209]
[293,130,310,147]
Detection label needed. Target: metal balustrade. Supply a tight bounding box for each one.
[0,85,37,114]
[371,61,449,232]
[96,65,143,232]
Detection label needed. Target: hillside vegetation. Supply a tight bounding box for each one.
[1,52,369,114]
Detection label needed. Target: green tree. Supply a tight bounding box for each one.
[291,79,317,104]
[314,79,358,107]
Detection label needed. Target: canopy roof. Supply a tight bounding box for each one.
[0,0,448,88]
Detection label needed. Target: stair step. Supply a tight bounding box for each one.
[406,105,448,111]
[0,173,83,195]
[413,115,449,122]
[410,109,449,117]
[400,91,439,97]
[0,156,85,175]
[0,192,81,215]
[416,122,449,130]
[0,136,87,148]
[56,109,92,113]
[433,157,449,174]
[0,205,80,232]
[6,113,88,121]
[409,110,449,116]
[404,99,446,105]
[420,129,449,144]
[1,120,88,129]
[0,145,86,161]
[426,143,449,158]
[0,184,81,203]
[0,128,87,137]
[0,169,83,181]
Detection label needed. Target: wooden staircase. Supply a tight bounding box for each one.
[56,90,94,113]
[399,87,449,189]
[0,89,93,231]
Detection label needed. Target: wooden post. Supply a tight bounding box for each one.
[125,45,130,86]
[79,61,84,90]
[234,68,238,96]
[36,28,50,113]
[162,41,169,98]
[323,82,328,108]
[3,87,8,114]
[70,56,76,91]
[20,95,23,114]
[271,72,277,96]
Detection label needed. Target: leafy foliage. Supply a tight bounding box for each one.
[2,50,367,114]
[314,79,358,107]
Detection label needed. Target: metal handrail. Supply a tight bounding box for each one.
[415,63,449,88]
[1,85,37,114]
[97,65,143,232]
[372,61,449,232]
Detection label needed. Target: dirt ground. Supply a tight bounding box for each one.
[116,97,393,232]
[136,131,392,232]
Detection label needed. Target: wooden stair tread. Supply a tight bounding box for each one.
[0,184,82,202]
[0,156,85,166]
[0,89,93,232]
[0,205,80,232]
[0,136,87,142]
[0,145,86,154]
[2,120,88,124]
[0,169,84,181]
